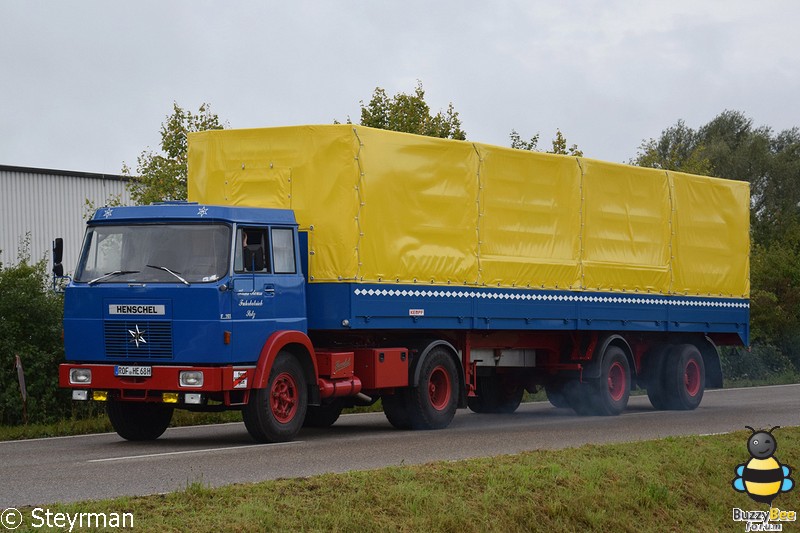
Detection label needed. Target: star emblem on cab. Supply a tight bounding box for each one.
[197,207,209,217]
[128,324,147,348]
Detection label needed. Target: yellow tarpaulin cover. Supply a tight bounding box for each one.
[188,125,750,298]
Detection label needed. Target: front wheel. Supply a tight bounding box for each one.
[406,347,459,430]
[107,401,174,441]
[243,351,308,442]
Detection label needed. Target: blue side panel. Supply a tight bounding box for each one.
[306,283,750,345]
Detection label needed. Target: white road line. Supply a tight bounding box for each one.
[87,441,303,463]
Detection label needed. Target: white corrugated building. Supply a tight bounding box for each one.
[0,165,132,274]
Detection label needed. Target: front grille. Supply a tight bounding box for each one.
[104,321,173,359]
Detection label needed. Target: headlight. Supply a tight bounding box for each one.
[69,368,92,384]
[179,370,204,387]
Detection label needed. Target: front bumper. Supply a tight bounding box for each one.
[59,363,254,404]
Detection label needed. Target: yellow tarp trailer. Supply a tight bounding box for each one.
[188,125,749,299]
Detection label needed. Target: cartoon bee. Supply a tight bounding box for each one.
[732,426,794,505]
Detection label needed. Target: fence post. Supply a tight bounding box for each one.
[15,355,28,425]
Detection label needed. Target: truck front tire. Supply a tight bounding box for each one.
[107,401,173,441]
[243,351,308,442]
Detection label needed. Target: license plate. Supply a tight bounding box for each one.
[115,365,152,377]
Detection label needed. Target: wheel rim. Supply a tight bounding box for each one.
[428,365,452,411]
[607,361,626,402]
[684,359,701,397]
[270,372,299,423]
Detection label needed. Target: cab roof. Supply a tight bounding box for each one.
[89,203,297,226]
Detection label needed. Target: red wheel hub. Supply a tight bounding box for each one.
[607,361,626,402]
[428,365,452,411]
[684,359,701,397]
[270,372,299,423]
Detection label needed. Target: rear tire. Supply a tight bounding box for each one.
[545,381,570,409]
[563,379,596,415]
[107,401,173,441]
[382,393,412,429]
[646,346,672,410]
[662,344,705,410]
[406,347,459,430]
[467,375,524,414]
[589,346,630,416]
[243,351,308,442]
[303,399,344,428]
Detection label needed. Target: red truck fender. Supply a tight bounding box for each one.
[253,330,320,405]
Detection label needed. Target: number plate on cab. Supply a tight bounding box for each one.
[114,365,152,377]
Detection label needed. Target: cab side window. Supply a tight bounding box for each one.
[272,228,296,274]
[235,228,271,273]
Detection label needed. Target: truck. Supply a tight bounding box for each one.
[57,125,750,443]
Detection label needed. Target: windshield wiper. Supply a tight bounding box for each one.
[146,264,190,286]
[88,270,140,285]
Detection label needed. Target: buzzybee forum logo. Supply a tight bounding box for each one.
[731,426,796,531]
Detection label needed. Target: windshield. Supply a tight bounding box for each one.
[75,224,231,284]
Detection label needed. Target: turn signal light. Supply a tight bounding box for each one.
[224,331,231,345]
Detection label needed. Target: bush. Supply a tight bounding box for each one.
[720,343,797,382]
[0,252,74,424]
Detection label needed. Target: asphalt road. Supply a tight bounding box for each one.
[2,384,799,507]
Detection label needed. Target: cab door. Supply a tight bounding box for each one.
[230,226,306,363]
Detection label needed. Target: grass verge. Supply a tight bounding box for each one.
[12,427,800,532]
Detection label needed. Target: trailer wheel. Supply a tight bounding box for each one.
[406,347,458,429]
[382,393,412,429]
[303,399,344,428]
[107,401,173,441]
[243,351,307,442]
[590,346,630,416]
[467,375,524,414]
[646,346,671,410]
[563,379,596,415]
[662,344,705,410]
[544,381,570,409]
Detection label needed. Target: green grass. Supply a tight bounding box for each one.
[11,427,800,532]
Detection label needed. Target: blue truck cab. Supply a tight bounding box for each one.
[59,203,322,441]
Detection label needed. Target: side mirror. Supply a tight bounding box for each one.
[53,263,64,277]
[53,238,63,265]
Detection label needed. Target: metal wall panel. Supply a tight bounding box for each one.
[0,166,131,274]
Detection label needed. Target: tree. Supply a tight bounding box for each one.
[509,128,583,156]
[124,103,224,205]
[631,119,712,175]
[356,81,466,140]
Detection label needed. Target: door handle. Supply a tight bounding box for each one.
[263,284,275,294]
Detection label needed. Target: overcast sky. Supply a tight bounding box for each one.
[1,1,798,175]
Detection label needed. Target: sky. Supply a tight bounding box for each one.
[1,1,799,176]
